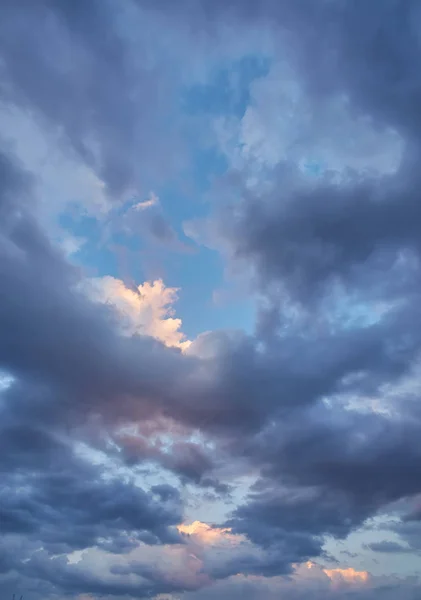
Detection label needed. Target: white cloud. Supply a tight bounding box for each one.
[178,521,241,547]
[215,61,404,181]
[82,276,191,351]
[133,192,159,211]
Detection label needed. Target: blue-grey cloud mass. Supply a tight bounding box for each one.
[2,1,421,599]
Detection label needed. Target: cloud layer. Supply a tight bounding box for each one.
[2,1,421,599]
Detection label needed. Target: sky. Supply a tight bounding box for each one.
[2,0,421,598]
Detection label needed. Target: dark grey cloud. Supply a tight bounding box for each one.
[221,398,421,574]
[0,456,184,598]
[208,534,320,579]
[385,508,421,554]
[219,167,421,305]
[223,479,354,577]
[20,551,175,600]
[110,560,204,596]
[204,1,421,311]
[0,0,185,199]
[174,0,421,581]
[252,406,421,506]
[119,432,228,491]
[0,145,194,425]
[0,148,185,593]
[1,136,421,593]
[209,2,421,576]
[366,540,413,554]
[144,0,421,144]
[0,441,183,551]
[172,0,421,573]
[184,570,421,600]
[4,0,421,598]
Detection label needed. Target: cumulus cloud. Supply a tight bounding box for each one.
[323,566,370,589]
[82,276,191,351]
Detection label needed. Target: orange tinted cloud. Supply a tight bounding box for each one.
[177,521,237,546]
[81,276,191,350]
[323,566,369,587]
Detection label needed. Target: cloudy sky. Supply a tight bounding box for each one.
[2,1,421,599]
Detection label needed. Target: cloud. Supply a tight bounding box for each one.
[0,431,183,552]
[178,521,235,545]
[216,61,404,178]
[0,0,188,200]
[183,561,420,600]
[82,276,191,351]
[1,131,419,591]
[5,1,421,599]
[122,193,185,247]
[133,192,160,211]
[366,540,414,554]
[323,566,370,588]
[183,4,421,576]
[0,145,188,587]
